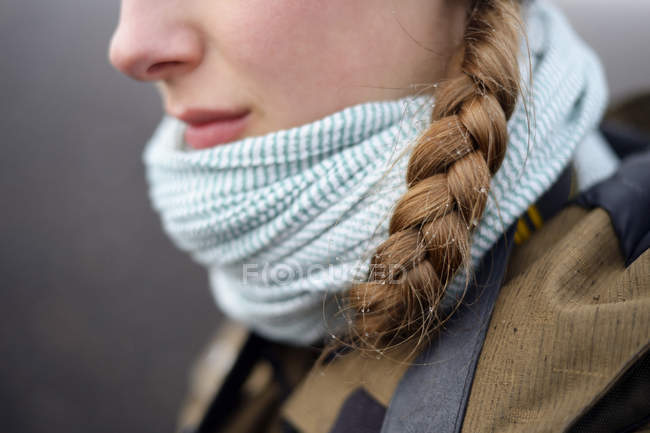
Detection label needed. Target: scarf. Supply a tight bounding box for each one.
[142,0,607,345]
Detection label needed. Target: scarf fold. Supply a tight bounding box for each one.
[143,0,607,345]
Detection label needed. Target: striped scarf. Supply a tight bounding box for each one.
[143,0,607,345]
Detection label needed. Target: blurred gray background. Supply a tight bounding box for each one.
[1,1,217,432]
[1,1,648,433]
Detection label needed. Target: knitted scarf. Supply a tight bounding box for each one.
[143,0,607,345]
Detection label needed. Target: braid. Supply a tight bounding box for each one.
[345,0,522,351]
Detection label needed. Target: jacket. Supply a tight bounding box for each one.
[176,128,650,433]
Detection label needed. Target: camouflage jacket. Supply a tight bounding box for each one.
[177,131,650,433]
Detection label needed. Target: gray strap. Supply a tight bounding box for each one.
[381,226,515,433]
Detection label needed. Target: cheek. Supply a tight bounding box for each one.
[203,0,449,133]
[226,5,315,78]
[215,1,377,113]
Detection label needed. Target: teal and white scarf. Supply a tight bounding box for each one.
[143,1,608,345]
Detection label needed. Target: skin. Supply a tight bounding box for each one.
[109,0,469,139]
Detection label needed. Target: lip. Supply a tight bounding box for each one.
[176,109,251,149]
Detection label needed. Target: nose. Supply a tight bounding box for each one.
[108,6,203,81]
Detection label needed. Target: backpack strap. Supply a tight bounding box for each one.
[380,224,517,433]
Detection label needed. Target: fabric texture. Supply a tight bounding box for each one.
[461,207,650,433]
[142,0,608,345]
[381,225,518,433]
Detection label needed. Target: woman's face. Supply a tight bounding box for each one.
[109,0,467,148]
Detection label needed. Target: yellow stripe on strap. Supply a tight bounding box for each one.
[527,205,544,230]
[514,230,523,245]
[515,218,532,245]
